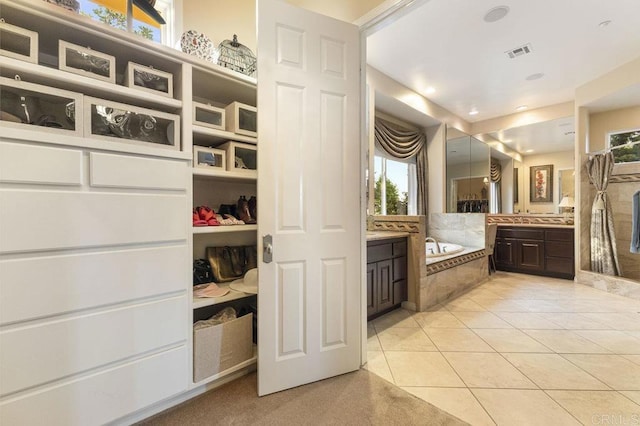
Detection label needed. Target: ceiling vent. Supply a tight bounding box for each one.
[505,43,533,59]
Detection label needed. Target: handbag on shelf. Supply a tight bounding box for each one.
[206,245,257,283]
[193,258,213,285]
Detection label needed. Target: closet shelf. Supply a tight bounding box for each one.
[192,125,258,145]
[192,283,256,309]
[0,56,183,111]
[193,225,258,235]
[192,168,257,182]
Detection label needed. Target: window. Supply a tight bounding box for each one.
[373,147,417,215]
[78,0,174,45]
[608,128,640,164]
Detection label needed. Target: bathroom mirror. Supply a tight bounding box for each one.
[446,126,490,213]
[476,116,575,214]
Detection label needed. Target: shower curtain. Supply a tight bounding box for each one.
[586,152,622,276]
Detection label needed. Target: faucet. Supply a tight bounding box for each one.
[425,237,441,253]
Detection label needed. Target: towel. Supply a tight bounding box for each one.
[632,190,640,254]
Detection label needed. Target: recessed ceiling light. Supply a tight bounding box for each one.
[525,149,534,153]
[599,20,612,28]
[469,110,479,116]
[516,105,528,112]
[526,72,545,81]
[425,87,436,95]
[484,6,510,23]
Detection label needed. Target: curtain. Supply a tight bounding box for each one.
[586,152,622,276]
[374,117,428,215]
[490,160,501,213]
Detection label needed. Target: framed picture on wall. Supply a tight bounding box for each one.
[530,164,553,203]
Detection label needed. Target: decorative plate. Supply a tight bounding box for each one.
[180,30,215,62]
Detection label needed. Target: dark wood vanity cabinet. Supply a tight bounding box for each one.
[495,226,574,279]
[367,238,407,320]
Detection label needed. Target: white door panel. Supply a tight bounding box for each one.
[258,0,361,395]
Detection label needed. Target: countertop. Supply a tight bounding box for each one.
[366,231,410,241]
[495,223,574,229]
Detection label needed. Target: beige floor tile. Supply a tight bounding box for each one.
[542,313,612,330]
[546,390,640,425]
[425,328,495,352]
[371,309,419,332]
[523,330,611,354]
[377,327,437,352]
[473,329,552,353]
[496,312,564,329]
[413,311,466,328]
[502,353,609,390]
[364,351,394,384]
[562,354,640,390]
[384,352,465,387]
[628,331,640,340]
[623,355,640,366]
[473,298,531,313]
[367,325,381,351]
[402,387,496,426]
[472,389,581,426]
[575,330,640,354]
[443,352,536,389]
[444,298,487,312]
[516,299,567,313]
[621,391,640,405]
[581,313,640,331]
[452,311,514,329]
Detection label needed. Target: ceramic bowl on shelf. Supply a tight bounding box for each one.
[180,30,217,62]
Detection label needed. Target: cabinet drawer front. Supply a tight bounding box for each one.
[0,142,82,185]
[0,245,187,325]
[545,241,574,258]
[0,190,187,253]
[518,239,544,269]
[0,296,186,396]
[498,228,544,240]
[393,241,407,257]
[367,243,392,263]
[90,152,188,190]
[546,257,575,275]
[545,228,574,242]
[0,347,187,426]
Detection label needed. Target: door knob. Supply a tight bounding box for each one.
[263,234,273,263]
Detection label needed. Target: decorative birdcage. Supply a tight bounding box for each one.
[217,34,256,78]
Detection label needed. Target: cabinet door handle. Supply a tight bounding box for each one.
[263,234,273,263]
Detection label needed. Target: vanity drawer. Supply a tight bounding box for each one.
[545,241,573,258]
[546,257,574,275]
[367,243,393,263]
[498,228,545,240]
[545,229,574,242]
[393,241,407,257]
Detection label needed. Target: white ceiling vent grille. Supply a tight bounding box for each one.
[505,43,533,59]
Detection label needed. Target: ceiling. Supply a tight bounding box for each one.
[367,0,640,154]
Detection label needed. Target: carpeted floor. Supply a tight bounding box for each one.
[140,369,466,425]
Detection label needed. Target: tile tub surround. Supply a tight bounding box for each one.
[368,215,426,311]
[429,213,486,249]
[420,255,488,310]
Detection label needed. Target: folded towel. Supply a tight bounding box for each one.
[632,190,640,254]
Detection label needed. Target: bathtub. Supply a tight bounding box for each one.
[425,242,465,258]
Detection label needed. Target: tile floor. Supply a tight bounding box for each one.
[365,271,640,426]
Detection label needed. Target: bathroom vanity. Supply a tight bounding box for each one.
[366,235,408,319]
[494,225,575,279]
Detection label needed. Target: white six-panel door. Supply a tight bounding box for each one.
[257,0,362,395]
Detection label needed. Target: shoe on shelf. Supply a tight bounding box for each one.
[248,196,257,222]
[216,214,234,226]
[237,195,256,224]
[223,214,245,225]
[193,208,207,227]
[197,206,220,226]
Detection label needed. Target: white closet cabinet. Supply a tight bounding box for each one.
[0,0,363,422]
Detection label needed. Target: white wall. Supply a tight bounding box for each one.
[521,150,574,214]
